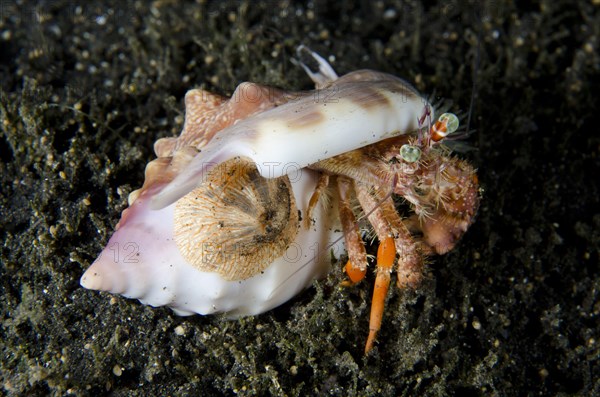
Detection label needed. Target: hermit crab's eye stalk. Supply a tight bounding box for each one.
[399,144,422,163]
[430,112,459,142]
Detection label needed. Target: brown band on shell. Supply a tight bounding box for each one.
[286,109,326,129]
[347,86,392,110]
[173,157,299,281]
[331,69,420,98]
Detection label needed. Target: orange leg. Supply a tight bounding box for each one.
[355,183,423,289]
[343,259,367,284]
[354,182,422,353]
[365,236,395,354]
[337,177,368,285]
[304,173,330,228]
[377,197,423,289]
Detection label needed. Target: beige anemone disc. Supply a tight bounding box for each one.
[173,157,299,281]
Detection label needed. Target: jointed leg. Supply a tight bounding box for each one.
[304,173,330,228]
[337,177,368,285]
[354,182,422,353]
[379,198,423,288]
[354,183,397,353]
[357,184,423,288]
[365,236,395,354]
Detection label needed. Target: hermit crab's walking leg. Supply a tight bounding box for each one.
[304,174,330,228]
[366,236,395,354]
[336,177,368,285]
[357,184,423,288]
[352,182,396,353]
[382,201,423,288]
[354,182,423,353]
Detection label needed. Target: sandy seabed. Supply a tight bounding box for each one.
[1,1,598,396]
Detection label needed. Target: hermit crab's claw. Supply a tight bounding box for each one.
[421,162,480,255]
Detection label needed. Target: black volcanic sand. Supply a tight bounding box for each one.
[1,1,598,396]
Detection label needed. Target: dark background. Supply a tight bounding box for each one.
[1,1,598,396]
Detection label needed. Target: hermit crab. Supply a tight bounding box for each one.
[81,46,479,354]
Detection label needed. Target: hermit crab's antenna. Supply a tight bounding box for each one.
[466,11,481,137]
